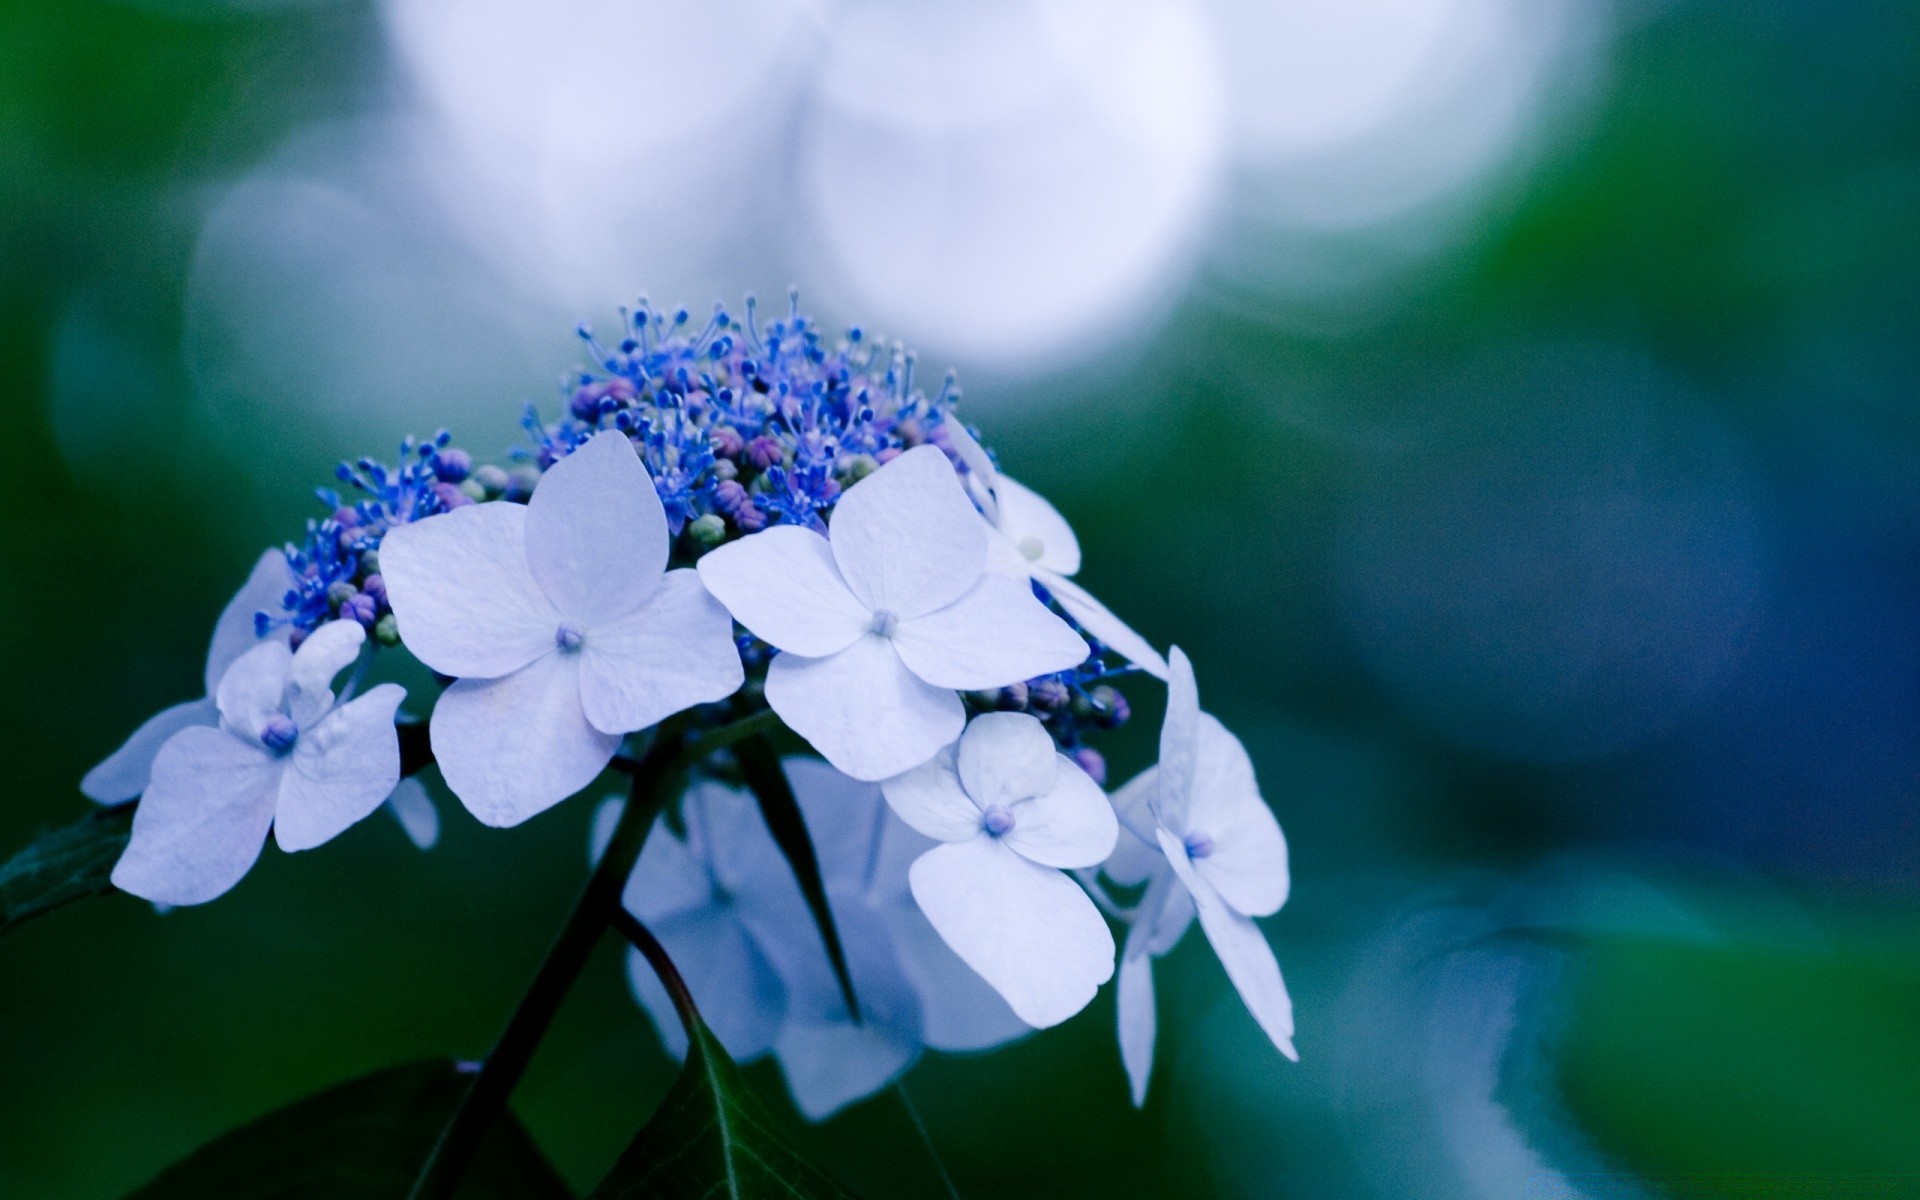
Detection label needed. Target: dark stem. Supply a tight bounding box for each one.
[610,908,697,1034]
[406,726,687,1200]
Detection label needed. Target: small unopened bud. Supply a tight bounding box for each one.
[570,382,607,421]
[342,592,378,627]
[875,447,902,465]
[362,573,388,608]
[996,682,1029,711]
[373,613,402,647]
[1089,684,1130,730]
[504,466,541,503]
[358,548,381,576]
[712,479,748,516]
[326,580,358,610]
[1028,677,1071,713]
[1071,746,1107,786]
[688,513,727,550]
[458,478,487,502]
[434,448,473,482]
[713,458,739,482]
[433,482,473,509]
[710,426,745,459]
[734,500,768,533]
[894,418,925,447]
[746,436,785,471]
[840,453,880,485]
[260,715,299,755]
[472,464,510,499]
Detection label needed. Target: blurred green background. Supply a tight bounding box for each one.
[4,1,1918,1197]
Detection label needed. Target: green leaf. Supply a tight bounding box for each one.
[731,737,861,1023]
[0,802,134,936]
[589,1015,860,1200]
[126,1060,572,1200]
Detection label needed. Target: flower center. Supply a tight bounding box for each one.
[1183,830,1215,860]
[554,622,586,652]
[1018,535,1045,562]
[982,805,1016,837]
[259,715,299,755]
[868,609,899,638]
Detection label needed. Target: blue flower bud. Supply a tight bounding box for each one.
[995,682,1030,711]
[733,499,767,533]
[342,592,378,627]
[1028,677,1071,713]
[712,479,748,516]
[260,715,299,755]
[434,448,473,482]
[746,435,785,471]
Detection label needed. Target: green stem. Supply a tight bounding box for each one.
[407,706,779,1200]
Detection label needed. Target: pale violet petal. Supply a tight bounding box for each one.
[939,416,999,520]
[642,906,788,1063]
[829,444,986,620]
[379,503,560,679]
[274,683,405,852]
[774,906,924,1121]
[214,641,293,741]
[430,653,618,827]
[588,795,625,865]
[81,697,219,804]
[205,549,294,694]
[621,810,724,922]
[285,620,365,728]
[384,776,440,851]
[765,636,964,782]
[1103,766,1161,883]
[1117,936,1156,1108]
[525,430,670,626]
[891,574,1088,691]
[1189,715,1290,918]
[906,836,1115,1029]
[984,528,1034,580]
[992,474,1081,576]
[784,757,889,890]
[695,525,869,657]
[955,712,1058,810]
[883,899,1031,1052]
[110,726,280,906]
[577,569,743,735]
[878,742,977,843]
[1001,753,1118,870]
[1156,646,1201,832]
[1159,828,1297,1062]
[1037,570,1170,681]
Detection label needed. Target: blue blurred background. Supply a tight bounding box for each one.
[3,1,1918,1196]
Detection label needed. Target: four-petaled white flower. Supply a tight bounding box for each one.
[943,420,1169,679]
[1106,646,1295,1105]
[82,549,290,804]
[111,621,406,906]
[381,430,743,826]
[698,445,1089,781]
[881,712,1118,1028]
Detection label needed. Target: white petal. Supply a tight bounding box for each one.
[285,620,365,728]
[577,569,743,735]
[939,417,999,520]
[954,712,1056,809]
[274,683,405,852]
[384,776,440,850]
[621,809,725,922]
[81,697,219,804]
[1159,828,1297,1062]
[1102,767,1161,885]
[525,430,670,625]
[1002,753,1118,870]
[879,742,977,843]
[784,757,889,891]
[891,575,1088,690]
[379,503,560,679]
[1138,866,1197,957]
[774,907,924,1121]
[110,726,280,906]
[907,837,1114,1029]
[215,641,293,739]
[765,636,963,782]
[430,653,618,827]
[829,445,986,620]
[1156,646,1201,832]
[205,549,293,694]
[984,529,1034,580]
[1189,715,1290,918]
[1036,570,1170,681]
[993,474,1081,576]
[1117,937,1156,1108]
[883,900,1031,1052]
[695,525,869,656]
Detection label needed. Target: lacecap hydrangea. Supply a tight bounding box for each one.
[86,295,1295,1131]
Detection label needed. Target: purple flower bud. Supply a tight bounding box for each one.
[342,592,378,627]
[734,499,768,533]
[712,479,749,516]
[288,626,309,652]
[1071,746,1107,787]
[1089,684,1130,730]
[895,418,925,447]
[326,580,358,609]
[433,481,474,509]
[709,425,745,459]
[333,506,362,528]
[434,448,473,482]
[746,435,785,471]
[982,805,1016,837]
[604,376,637,402]
[361,573,388,609]
[570,382,607,421]
[260,715,299,755]
[1028,677,1071,713]
[996,682,1030,711]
